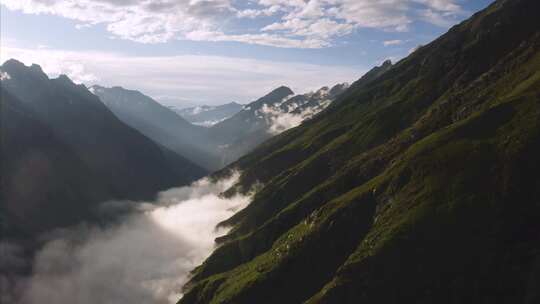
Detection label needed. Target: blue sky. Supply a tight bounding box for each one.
[0,0,494,106]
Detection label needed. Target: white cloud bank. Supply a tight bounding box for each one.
[258,86,340,135]
[1,0,467,48]
[0,45,363,106]
[260,101,330,134]
[4,173,251,304]
[0,69,11,80]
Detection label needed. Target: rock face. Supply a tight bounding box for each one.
[179,0,540,303]
[0,62,206,234]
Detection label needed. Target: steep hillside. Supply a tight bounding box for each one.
[179,0,540,303]
[90,85,221,170]
[175,102,244,127]
[0,61,206,233]
[0,90,107,235]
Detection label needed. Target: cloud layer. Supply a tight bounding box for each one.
[3,173,250,304]
[1,45,362,106]
[2,0,466,48]
[261,102,320,134]
[258,86,339,134]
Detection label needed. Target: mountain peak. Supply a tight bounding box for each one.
[266,86,294,100]
[2,58,25,69]
[244,86,295,109]
[30,63,45,74]
[270,86,294,96]
[1,59,49,81]
[329,83,349,97]
[55,74,75,85]
[317,86,330,92]
[382,59,392,67]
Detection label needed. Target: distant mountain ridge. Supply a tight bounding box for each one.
[90,85,222,170]
[208,86,294,145]
[207,83,349,164]
[92,84,347,170]
[173,102,244,127]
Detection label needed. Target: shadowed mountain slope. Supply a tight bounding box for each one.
[0,62,206,234]
[1,90,108,236]
[90,85,221,170]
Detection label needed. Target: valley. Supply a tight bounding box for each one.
[1,0,539,303]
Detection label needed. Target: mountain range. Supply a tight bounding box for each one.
[174,102,244,127]
[179,0,540,303]
[0,63,346,237]
[0,61,206,235]
[89,85,222,170]
[90,83,347,170]
[208,84,349,164]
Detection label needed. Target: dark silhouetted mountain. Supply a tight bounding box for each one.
[179,0,540,303]
[0,61,206,233]
[1,89,108,236]
[174,102,244,127]
[208,84,348,165]
[90,85,221,170]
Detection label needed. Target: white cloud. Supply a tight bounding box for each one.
[254,0,466,39]
[1,46,98,83]
[419,8,458,27]
[184,30,328,48]
[261,103,308,134]
[1,0,467,48]
[383,39,405,46]
[8,173,251,304]
[259,87,339,135]
[413,0,462,13]
[1,45,362,106]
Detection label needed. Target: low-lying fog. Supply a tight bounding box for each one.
[1,173,250,304]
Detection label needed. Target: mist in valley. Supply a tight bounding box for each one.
[1,173,250,304]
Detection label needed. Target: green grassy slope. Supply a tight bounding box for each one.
[179,0,540,303]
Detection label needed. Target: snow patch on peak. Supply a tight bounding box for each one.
[260,98,332,135]
[0,69,11,81]
[88,86,104,95]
